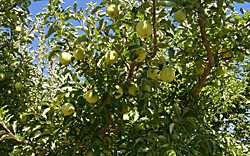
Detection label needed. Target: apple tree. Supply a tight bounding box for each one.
[0,0,48,155]
[1,0,250,155]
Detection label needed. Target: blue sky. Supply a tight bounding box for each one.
[29,0,250,15]
[29,0,102,14]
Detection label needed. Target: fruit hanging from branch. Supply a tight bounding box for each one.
[147,68,159,80]
[0,73,6,81]
[128,83,138,96]
[134,50,147,63]
[73,47,84,61]
[136,21,153,38]
[195,66,204,76]
[84,90,98,104]
[175,9,186,22]
[114,85,123,99]
[15,82,23,90]
[15,25,22,32]
[60,52,72,65]
[106,4,119,18]
[62,103,75,117]
[159,67,175,82]
[104,51,118,64]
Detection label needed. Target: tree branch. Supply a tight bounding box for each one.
[192,9,214,97]
[151,0,158,58]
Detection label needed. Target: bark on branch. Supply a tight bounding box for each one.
[192,9,214,97]
[151,0,158,57]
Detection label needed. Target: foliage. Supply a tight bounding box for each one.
[0,0,250,155]
[0,0,45,155]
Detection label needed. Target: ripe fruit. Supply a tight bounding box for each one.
[217,65,226,75]
[115,85,123,99]
[128,83,138,96]
[147,69,159,80]
[15,26,22,32]
[15,82,23,90]
[159,67,175,82]
[62,103,75,117]
[136,21,153,38]
[135,50,147,63]
[60,52,72,65]
[222,52,232,58]
[0,73,6,81]
[106,4,119,18]
[86,150,94,156]
[195,67,204,76]
[104,51,118,64]
[142,83,152,92]
[73,48,84,61]
[175,9,186,22]
[121,105,129,114]
[84,90,98,104]
[158,55,166,64]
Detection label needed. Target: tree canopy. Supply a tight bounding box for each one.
[0,0,249,155]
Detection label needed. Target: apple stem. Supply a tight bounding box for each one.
[192,7,215,97]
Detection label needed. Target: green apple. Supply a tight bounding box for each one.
[15,26,22,32]
[147,68,159,80]
[217,65,226,75]
[15,82,23,90]
[62,103,75,117]
[121,105,129,114]
[104,51,118,64]
[86,150,94,156]
[175,9,186,22]
[106,4,119,18]
[128,83,138,96]
[159,67,175,82]
[0,73,6,81]
[134,50,147,63]
[84,90,98,104]
[73,48,84,61]
[222,52,232,58]
[119,143,127,149]
[60,52,72,65]
[195,67,204,76]
[136,21,153,38]
[142,83,152,92]
[115,85,123,99]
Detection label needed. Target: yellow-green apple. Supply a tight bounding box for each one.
[115,85,123,99]
[159,67,175,82]
[136,21,153,38]
[106,4,119,18]
[62,103,75,117]
[135,50,147,63]
[84,90,98,104]
[60,52,72,65]
[128,83,138,96]
[104,51,118,64]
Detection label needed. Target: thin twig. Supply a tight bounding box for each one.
[0,121,25,144]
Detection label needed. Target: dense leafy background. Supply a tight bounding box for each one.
[0,0,249,155]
